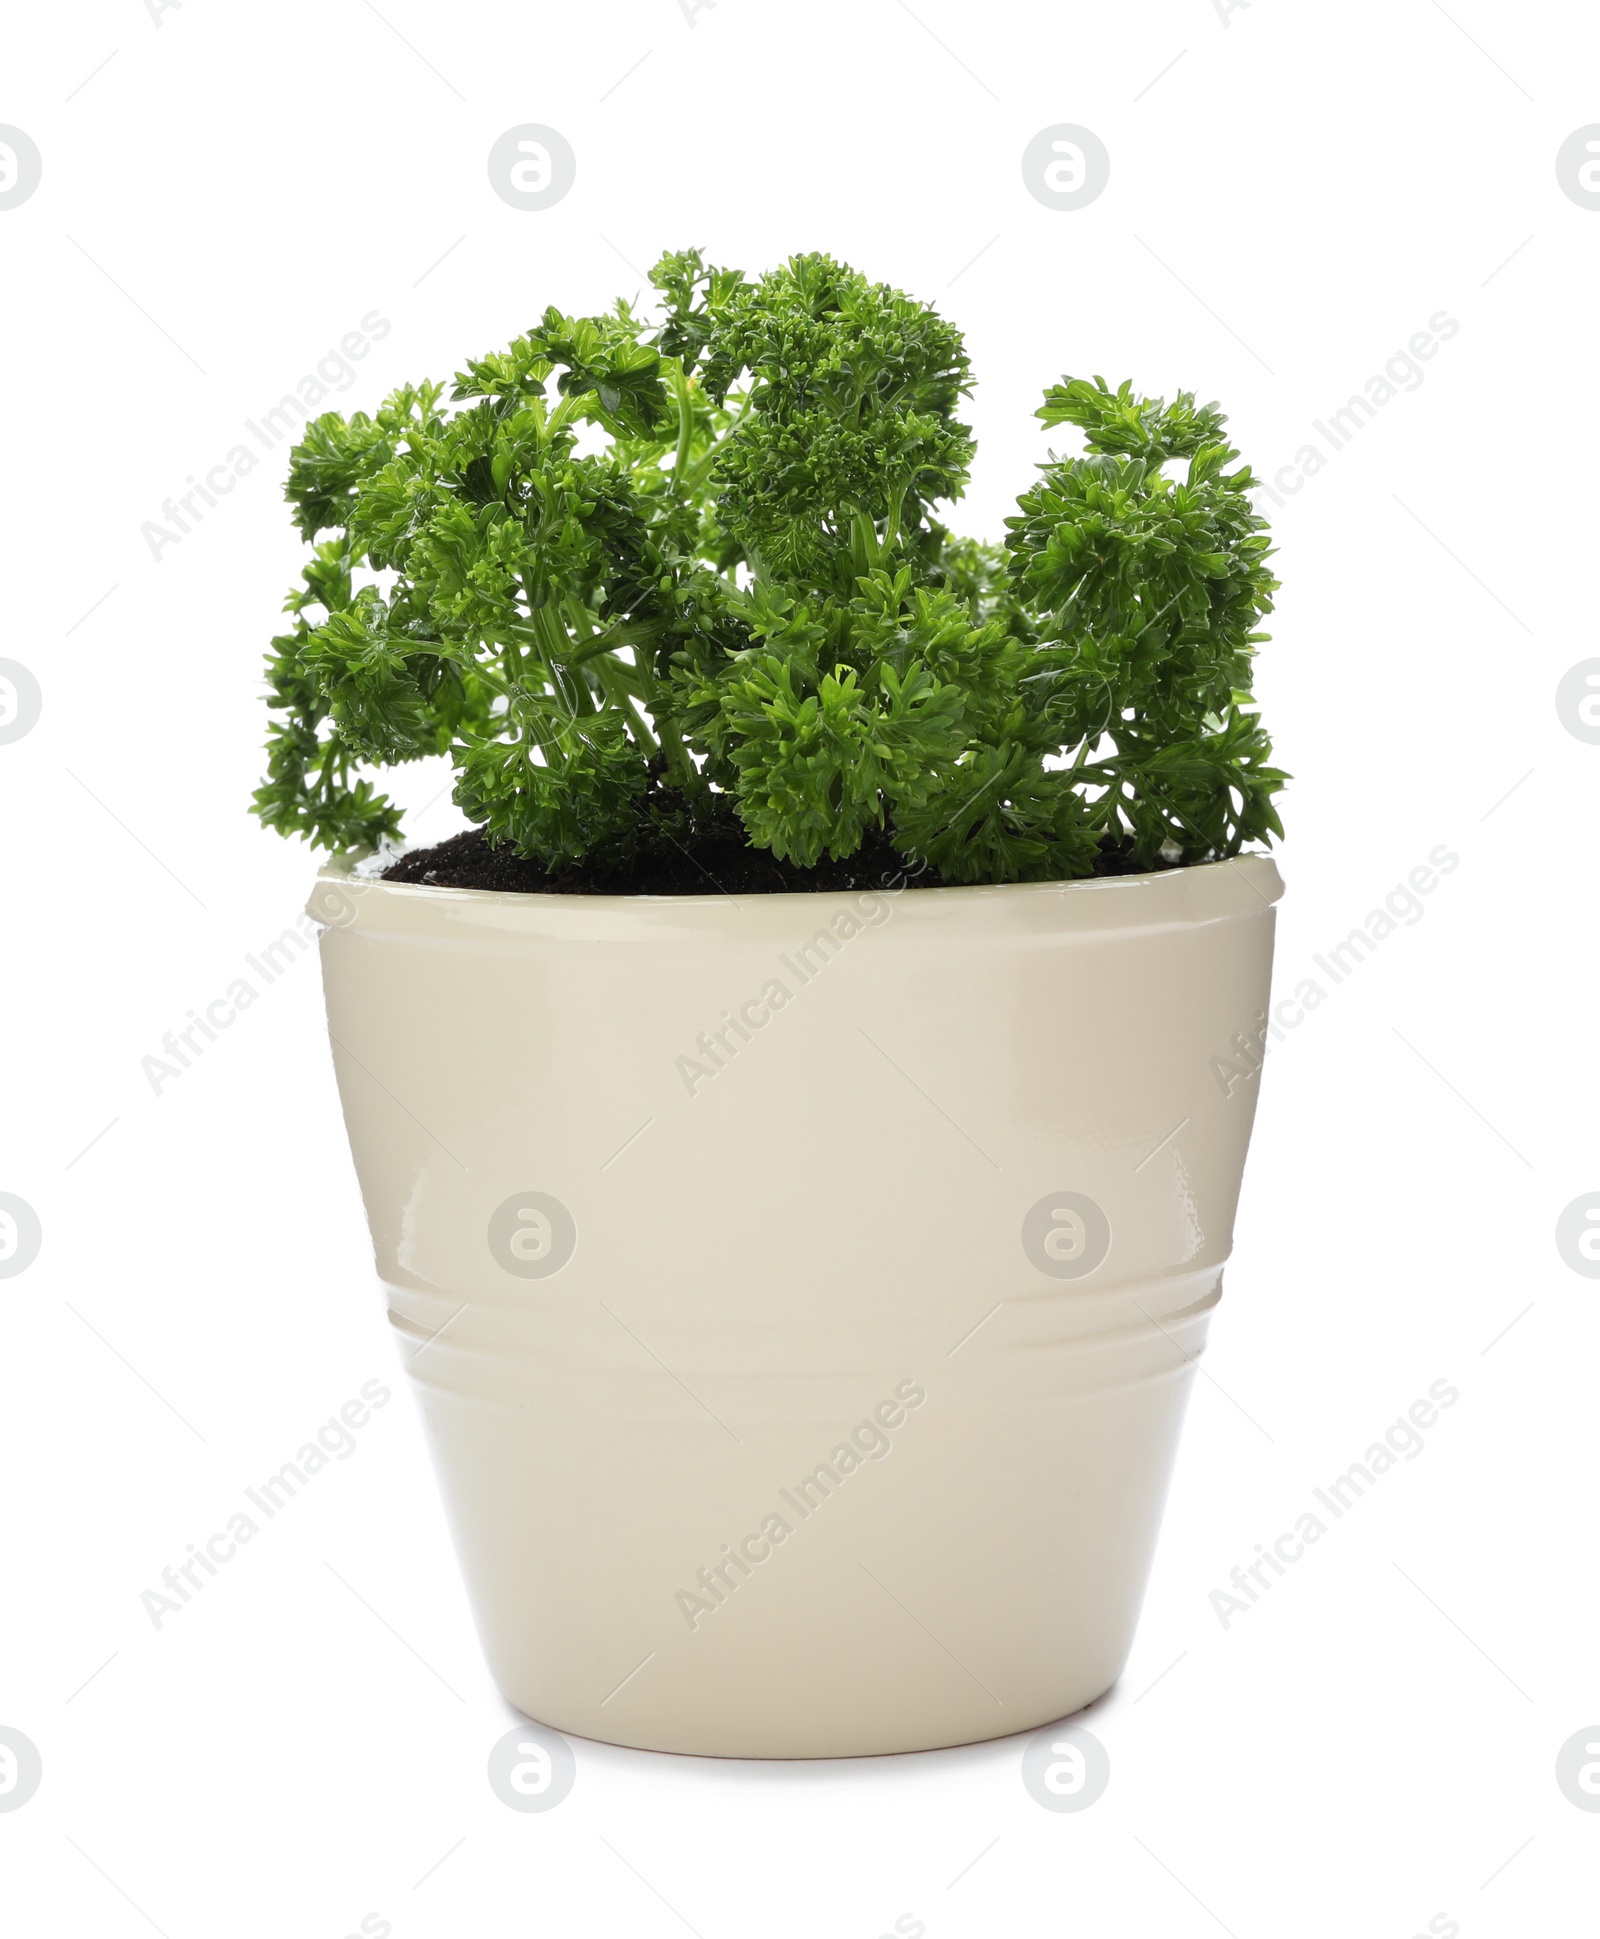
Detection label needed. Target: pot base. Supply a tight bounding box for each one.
[497,1678,1121,1762]
[405,1289,1208,1761]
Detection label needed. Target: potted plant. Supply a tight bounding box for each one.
[257,250,1286,1758]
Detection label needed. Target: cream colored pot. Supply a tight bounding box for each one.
[311,854,1281,1758]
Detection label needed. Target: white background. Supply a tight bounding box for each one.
[2,1,1597,1934]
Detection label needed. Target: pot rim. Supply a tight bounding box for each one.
[317,846,1284,910]
[309,849,1283,941]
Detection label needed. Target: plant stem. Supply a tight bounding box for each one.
[671,364,694,480]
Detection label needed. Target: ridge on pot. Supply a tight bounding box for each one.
[311,854,1281,1758]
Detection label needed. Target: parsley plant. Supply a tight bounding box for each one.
[254,251,1285,884]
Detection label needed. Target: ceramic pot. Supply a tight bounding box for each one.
[311,854,1281,1757]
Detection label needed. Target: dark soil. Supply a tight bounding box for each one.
[381,826,1180,896]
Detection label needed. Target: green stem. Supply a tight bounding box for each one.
[671,365,694,481]
[531,600,571,665]
[882,484,906,555]
[501,605,525,701]
[848,508,880,581]
[592,654,658,753]
[680,389,752,495]
[659,726,699,790]
[543,392,584,446]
